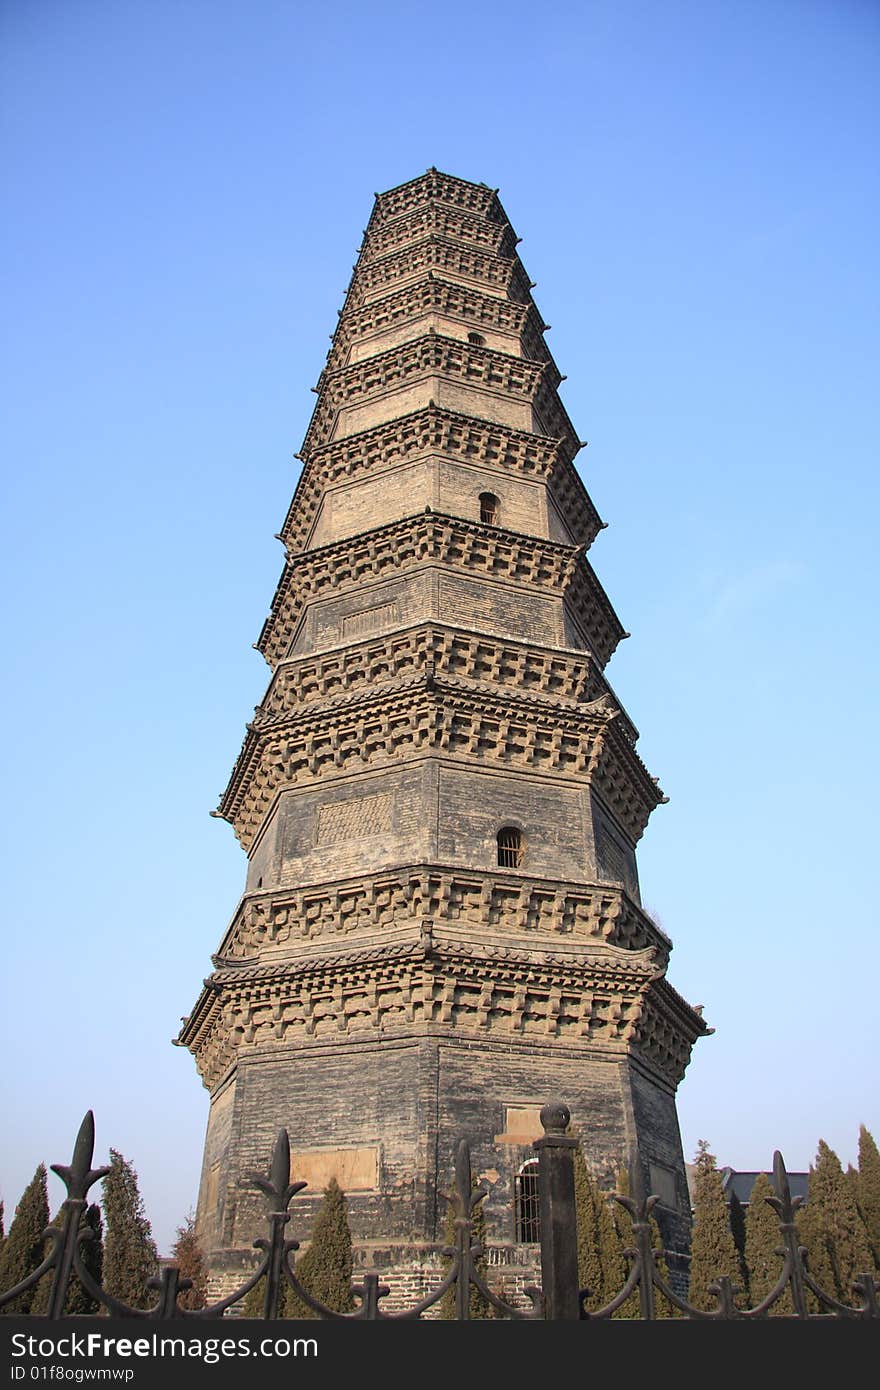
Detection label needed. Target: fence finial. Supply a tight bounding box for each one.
[539,1101,570,1136]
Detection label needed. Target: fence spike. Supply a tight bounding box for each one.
[11,1104,880,1323]
[51,1111,109,1202]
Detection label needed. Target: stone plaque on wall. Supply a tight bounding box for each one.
[292,1146,379,1192]
[494,1105,544,1144]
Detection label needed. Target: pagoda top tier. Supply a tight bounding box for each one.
[254,169,624,672]
[367,168,508,229]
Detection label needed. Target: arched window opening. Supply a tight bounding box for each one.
[468,331,486,347]
[515,1161,540,1243]
[497,825,524,868]
[480,492,499,526]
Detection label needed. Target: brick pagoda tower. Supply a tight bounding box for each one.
[179,169,708,1301]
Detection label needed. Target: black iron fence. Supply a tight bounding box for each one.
[2,1102,877,1321]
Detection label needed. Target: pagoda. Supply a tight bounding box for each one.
[178,169,709,1301]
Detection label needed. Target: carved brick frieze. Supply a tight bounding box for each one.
[219,679,659,849]
[302,407,569,487]
[530,370,580,452]
[216,866,669,962]
[346,237,532,310]
[330,277,549,367]
[181,933,699,1093]
[565,556,628,665]
[368,170,503,226]
[250,673,622,739]
[360,205,516,262]
[210,936,661,991]
[589,732,665,841]
[279,407,600,553]
[629,980,709,1091]
[258,512,623,668]
[304,334,561,453]
[260,623,636,740]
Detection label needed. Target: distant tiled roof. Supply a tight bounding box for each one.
[684,1163,809,1208]
[721,1169,809,1206]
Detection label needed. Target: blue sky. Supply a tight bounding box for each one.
[2,0,878,1254]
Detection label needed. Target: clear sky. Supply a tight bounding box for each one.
[2,0,878,1255]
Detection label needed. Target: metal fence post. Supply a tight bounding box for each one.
[534,1101,580,1319]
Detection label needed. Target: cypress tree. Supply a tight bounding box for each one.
[439,1181,491,1319]
[688,1140,741,1312]
[242,1272,289,1318]
[242,1275,261,1318]
[78,1204,104,1313]
[798,1139,873,1305]
[101,1151,159,1311]
[171,1214,207,1311]
[728,1191,749,1299]
[596,1182,627,1308]
[286,1179,354,1319]
[608,1169,638,1319]
[798,1156,835,1307]
[743,1172,792,1315]
[439,1190,457,1319]
[0,1200,5,1256]
[610,1166,674,1317]
[572,1141,625,1311]
[0,1165,50,1314]
[29,1205,104,1317]
[845,1163,861,1218]
[573,1142,603,1309]
[857,1125,880,1268]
